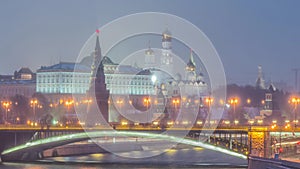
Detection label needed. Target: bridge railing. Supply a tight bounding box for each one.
[30,130,80,142]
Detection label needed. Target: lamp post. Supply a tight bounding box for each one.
[229,98,239,122]
[143,97,151,124]
[85,99,92,105]
[84,98,92,112]
[65,99,74,115]
[2,101,11,124]
[290,97,300,129]
[172,98,180,121]
[30,99,38,122]
[246,98,251,105]
[116,99,123,108]
[205,97,213,126]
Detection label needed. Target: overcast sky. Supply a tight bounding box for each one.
[0,0,299,87]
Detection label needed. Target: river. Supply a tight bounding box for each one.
[1,148,247,169]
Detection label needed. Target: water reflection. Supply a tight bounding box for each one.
[1,148,247,169]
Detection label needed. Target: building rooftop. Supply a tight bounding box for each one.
[17,67,33,74]
[38,62,90,73]
[116,65,142,74]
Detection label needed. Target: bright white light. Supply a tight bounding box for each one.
[151,75,157,83]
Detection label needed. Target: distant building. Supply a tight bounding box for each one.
[0,67,36,98]
[255,65,266,89]
[14,67,35,80]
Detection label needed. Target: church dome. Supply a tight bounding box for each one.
[162,29,172,41]
[145,47,154,55]
[186,59,196,70]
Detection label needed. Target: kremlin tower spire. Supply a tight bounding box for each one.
[87,29,109,126]
[91,29,102,78]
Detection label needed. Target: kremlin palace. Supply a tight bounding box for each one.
[0,29,208,124]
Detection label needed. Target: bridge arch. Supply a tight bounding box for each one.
[1,131,247,161]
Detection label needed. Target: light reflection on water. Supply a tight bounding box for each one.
[0,148,247,169]
[0,163,247,169]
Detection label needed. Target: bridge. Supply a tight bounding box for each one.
[1,130,248,161]
[2,125,300,168]
[0,125,249,162]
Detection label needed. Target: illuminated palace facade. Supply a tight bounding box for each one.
[35,61,156,102]
[36,63,91,94]
[36,29,208,124]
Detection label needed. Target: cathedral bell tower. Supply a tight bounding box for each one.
[161,29,173,73]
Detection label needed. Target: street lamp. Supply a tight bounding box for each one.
[2,101,12,124]
[116,99,123,107]
[246,98,251,105]
[172,98,180,120]
[30,99,38,122]
[205,97,213,126]
[64,99,74,125]
[229,97,239,122]
[289,97,300,129]
[65,99,74,114]
[84,99,92,104]
[143,97,151,123]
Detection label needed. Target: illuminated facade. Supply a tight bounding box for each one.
[101,57,156,96]
[36,62,91,94]
[36,29,208,124]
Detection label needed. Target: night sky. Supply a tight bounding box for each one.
[0,0,299,87]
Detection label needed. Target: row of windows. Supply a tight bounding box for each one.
[109,89,155,95]
[37,84,89,88]
[107,84,153,89]
[106,75,150,81]
[108,86,155,95]
[37,87,88,94]
[37,73,89,77]
[106,80,152,86]
[37,73,90,83]
[37,78,90,83]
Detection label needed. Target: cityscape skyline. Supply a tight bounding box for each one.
[0,0,299,88]
[2,1,300,167]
